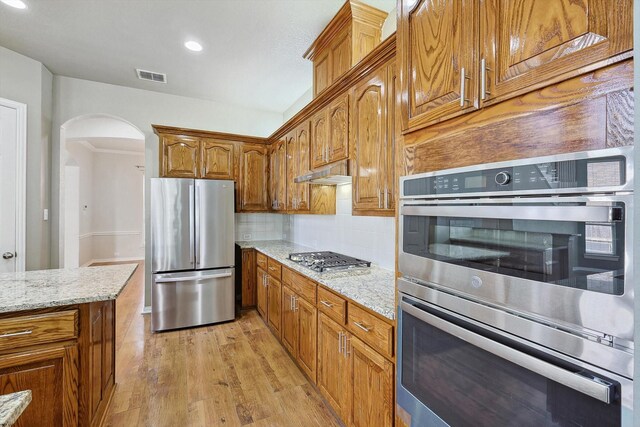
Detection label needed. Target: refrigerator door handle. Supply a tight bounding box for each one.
[155,272,233,283]
[189,183,195,266]
[194,182,200,267]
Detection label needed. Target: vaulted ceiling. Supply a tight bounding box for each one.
[0,0,395,113]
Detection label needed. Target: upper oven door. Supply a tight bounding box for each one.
[398,194,634,342]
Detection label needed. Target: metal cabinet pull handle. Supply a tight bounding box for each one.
[384,188,389,210]
[353,321,370,332]
[338,331,344,354]
[320,300,334,308]
[378,189,382,209]
[343,335,351,358]
[294,296,299,312]
[0,330,32,339]
[460,67,470,108]
[480,58,491,100]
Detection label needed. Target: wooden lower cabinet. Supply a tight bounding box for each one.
[256,268,268,319]
[281,287,317,382]
[241,249,256,308]
[317,313,352,422]
[281,286,299,357]
[0,346,78,427]
[88,300,115,425]
[267,276,282,337]
[349,336,394,427]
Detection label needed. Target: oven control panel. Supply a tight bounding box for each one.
[403,152,628,197]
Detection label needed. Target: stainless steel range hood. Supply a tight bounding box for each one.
[294,161,351,185]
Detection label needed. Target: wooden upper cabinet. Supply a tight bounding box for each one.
[286,124,311,212]
[328,93,350,164]
[239,144,269,211]
[399,0,478,132]
[306,0,388,98]
[200,139,234,180]
[480,0,633,105]
[351,65,391,215]
[160,135,200,178]
[311,109,329,169]
[270,139,287,211]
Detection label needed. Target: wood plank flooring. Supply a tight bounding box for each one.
[98,262,341,427]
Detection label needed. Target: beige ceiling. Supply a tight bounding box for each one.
[0,0,395,114]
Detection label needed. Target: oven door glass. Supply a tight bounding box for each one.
[402,201,626,295]
[399,299,622,427]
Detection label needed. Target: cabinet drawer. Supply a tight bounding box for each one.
[317,287,347,325]
[256,252,268,270]
[267,258,282,280]
[0,310,78,351]
[282,268,316,304]
[347,304,393,358]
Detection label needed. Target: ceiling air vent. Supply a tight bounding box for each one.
[136,69,167,83]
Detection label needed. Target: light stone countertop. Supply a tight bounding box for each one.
[0,390,31,427]
[0,264,138,314]
[236,240,396,320]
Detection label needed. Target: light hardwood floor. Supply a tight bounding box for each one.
[98,262,341,427]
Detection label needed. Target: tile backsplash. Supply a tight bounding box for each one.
[235,213,286,241]
[286,184,395,270]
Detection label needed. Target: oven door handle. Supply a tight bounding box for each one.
[401,204,622,223]
[400,300,614,404]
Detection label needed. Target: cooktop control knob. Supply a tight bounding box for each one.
[495,171,511,186]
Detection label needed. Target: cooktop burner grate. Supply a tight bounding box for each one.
[288,251,371,273]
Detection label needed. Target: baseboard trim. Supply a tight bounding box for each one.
[141,306,152,315]
[82,257,144,267]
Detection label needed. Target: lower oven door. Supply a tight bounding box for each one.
[397,294,633,427]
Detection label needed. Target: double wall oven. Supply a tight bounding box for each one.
[397,147,634,426]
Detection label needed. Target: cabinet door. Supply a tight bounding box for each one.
[331,27,352,83]
[161,135,199,178]
[399,0,478,131]
[200,139,234,180]
[311,109,329,169]
[480,0,632,105]
[102,301,115,397]
[281,286,298,358]
[328,94,349,164]
[317,313,351,422]
[267,277,282,337]
[295,123,310,211]
[256,268,268,320]
[352,67,386,212]
[269,140,287,211]
[348,336,394,427]
[384,62,398,212]
[241,249,256,308]
[285,133,297,211]
[239,145,269,211]
[0,346,78,427]
[314,49,331,97]
[297,297,317,383]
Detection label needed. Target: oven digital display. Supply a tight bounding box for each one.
[465,175,486,189]
[587,161,621,187]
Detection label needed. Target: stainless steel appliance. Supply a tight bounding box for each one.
[151,178,235,331]
[397,147,634,426]
[288,251,371,272]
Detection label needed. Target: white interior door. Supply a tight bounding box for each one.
[0,99,26,273]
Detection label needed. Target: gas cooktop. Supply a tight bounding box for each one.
[288,251,371,273]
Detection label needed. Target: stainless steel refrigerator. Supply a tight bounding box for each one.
[150,178,235,331]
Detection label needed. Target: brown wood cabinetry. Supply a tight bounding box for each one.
[351,61,396,216]
[160,134,200,178]
[296,297,317,382]
[241,248,256,308]
[398,0,633,132]
[0,302,117,427]
[286,123,311,212]
[306,1,388,97]
[267,275,282,338]
[256,267,268,319]
[311,93,350,169]
[281,285,298,357]
[239,144,269,212]
[200,139,234,180]
[269,139,287,211]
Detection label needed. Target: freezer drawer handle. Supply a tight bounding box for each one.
[155,272,232,283]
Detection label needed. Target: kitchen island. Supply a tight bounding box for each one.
[0,263,137,427]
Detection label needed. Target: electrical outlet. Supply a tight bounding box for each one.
[243,233,251,240]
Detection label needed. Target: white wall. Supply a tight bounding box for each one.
[287,184,395,270]
[381,7,397,41]
[51,75,283,307]
[65,142,94,266]
[283,87,313,122]
[0,45,52,270]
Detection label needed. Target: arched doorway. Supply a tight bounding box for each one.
[59,114,145,268]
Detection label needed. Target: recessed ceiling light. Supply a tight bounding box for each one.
[1,0,27,9]
[184,40,203,52]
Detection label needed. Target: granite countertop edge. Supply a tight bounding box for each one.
[237,240,396,320]
[0,264,138,314]
[0,390,32,427]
